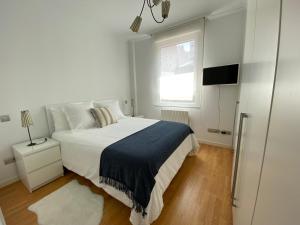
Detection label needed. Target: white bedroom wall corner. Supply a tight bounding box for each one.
[203,11,246,67]
[207,3,246,21]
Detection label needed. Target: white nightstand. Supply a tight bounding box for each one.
[13,138,64,192]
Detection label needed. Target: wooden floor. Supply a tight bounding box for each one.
[0,144,233,225]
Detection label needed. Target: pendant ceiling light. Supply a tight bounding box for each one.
[130,0,171,33]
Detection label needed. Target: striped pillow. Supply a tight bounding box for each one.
[90,107,117,128]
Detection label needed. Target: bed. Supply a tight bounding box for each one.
[46,101,199,225]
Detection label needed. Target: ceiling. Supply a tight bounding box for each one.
[98,0,245,37]
[1,0,245,39]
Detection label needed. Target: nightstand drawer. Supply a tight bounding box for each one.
[24,146,61,173]
[28,161,63,190]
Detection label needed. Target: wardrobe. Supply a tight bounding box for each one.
[232,0,300,225]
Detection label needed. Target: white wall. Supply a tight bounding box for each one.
[131,10,245,148]
[0,0,131,186]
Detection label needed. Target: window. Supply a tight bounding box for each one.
[158,34,200,107]
[153,21,204,108]
[160,40,196,102]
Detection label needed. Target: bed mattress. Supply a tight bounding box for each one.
[52,117,199,225]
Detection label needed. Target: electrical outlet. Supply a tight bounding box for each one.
[0,115,10,123]
[4,157,15,165]
[208,128,220,133]
[220,130,232,135]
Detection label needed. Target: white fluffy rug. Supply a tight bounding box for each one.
[28,180,104,225]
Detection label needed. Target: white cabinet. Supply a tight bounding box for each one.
[232,0,281,224]
[13,138,64,192]
[233,0,300,225]
[252,0,300,224]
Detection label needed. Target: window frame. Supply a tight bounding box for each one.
[155,31,202,108]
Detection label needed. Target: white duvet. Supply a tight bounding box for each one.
[52,117,199,225]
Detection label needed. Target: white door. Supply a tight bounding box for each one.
[232,0,281,225]
[252,0,300,224]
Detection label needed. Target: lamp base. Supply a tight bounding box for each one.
[27,142,36,146]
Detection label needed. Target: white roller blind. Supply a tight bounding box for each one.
[153,19,204,107]
[160,39,196,102]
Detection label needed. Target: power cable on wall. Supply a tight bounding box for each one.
[218,85,221,130]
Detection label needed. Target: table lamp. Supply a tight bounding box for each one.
[21,110,36,146]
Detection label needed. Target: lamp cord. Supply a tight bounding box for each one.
[139,0,165,23]
[146,0,154,8]
[149,0,165,23]
[26,126,48,146]
[139,0,146,17]
[36,138,48,145]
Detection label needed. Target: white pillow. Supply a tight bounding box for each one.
[63,102,96,130]
[50,108,70,132]
[93,100,125,120]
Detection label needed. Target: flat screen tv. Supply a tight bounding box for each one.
[203,64,239,85]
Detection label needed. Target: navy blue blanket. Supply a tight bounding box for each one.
[99,121,193,216]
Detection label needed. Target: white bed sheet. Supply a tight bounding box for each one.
[52,117,199,225]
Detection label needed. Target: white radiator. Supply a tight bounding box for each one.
[161,110,190,125]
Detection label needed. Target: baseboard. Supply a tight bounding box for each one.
[0,176,19,188]
[198,139,233,150]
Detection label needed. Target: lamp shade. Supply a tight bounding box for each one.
[130,16,142,33]
[21,110,33,127]
[162,0,171,19]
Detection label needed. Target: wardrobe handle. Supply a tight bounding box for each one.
[231,112,248,207]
